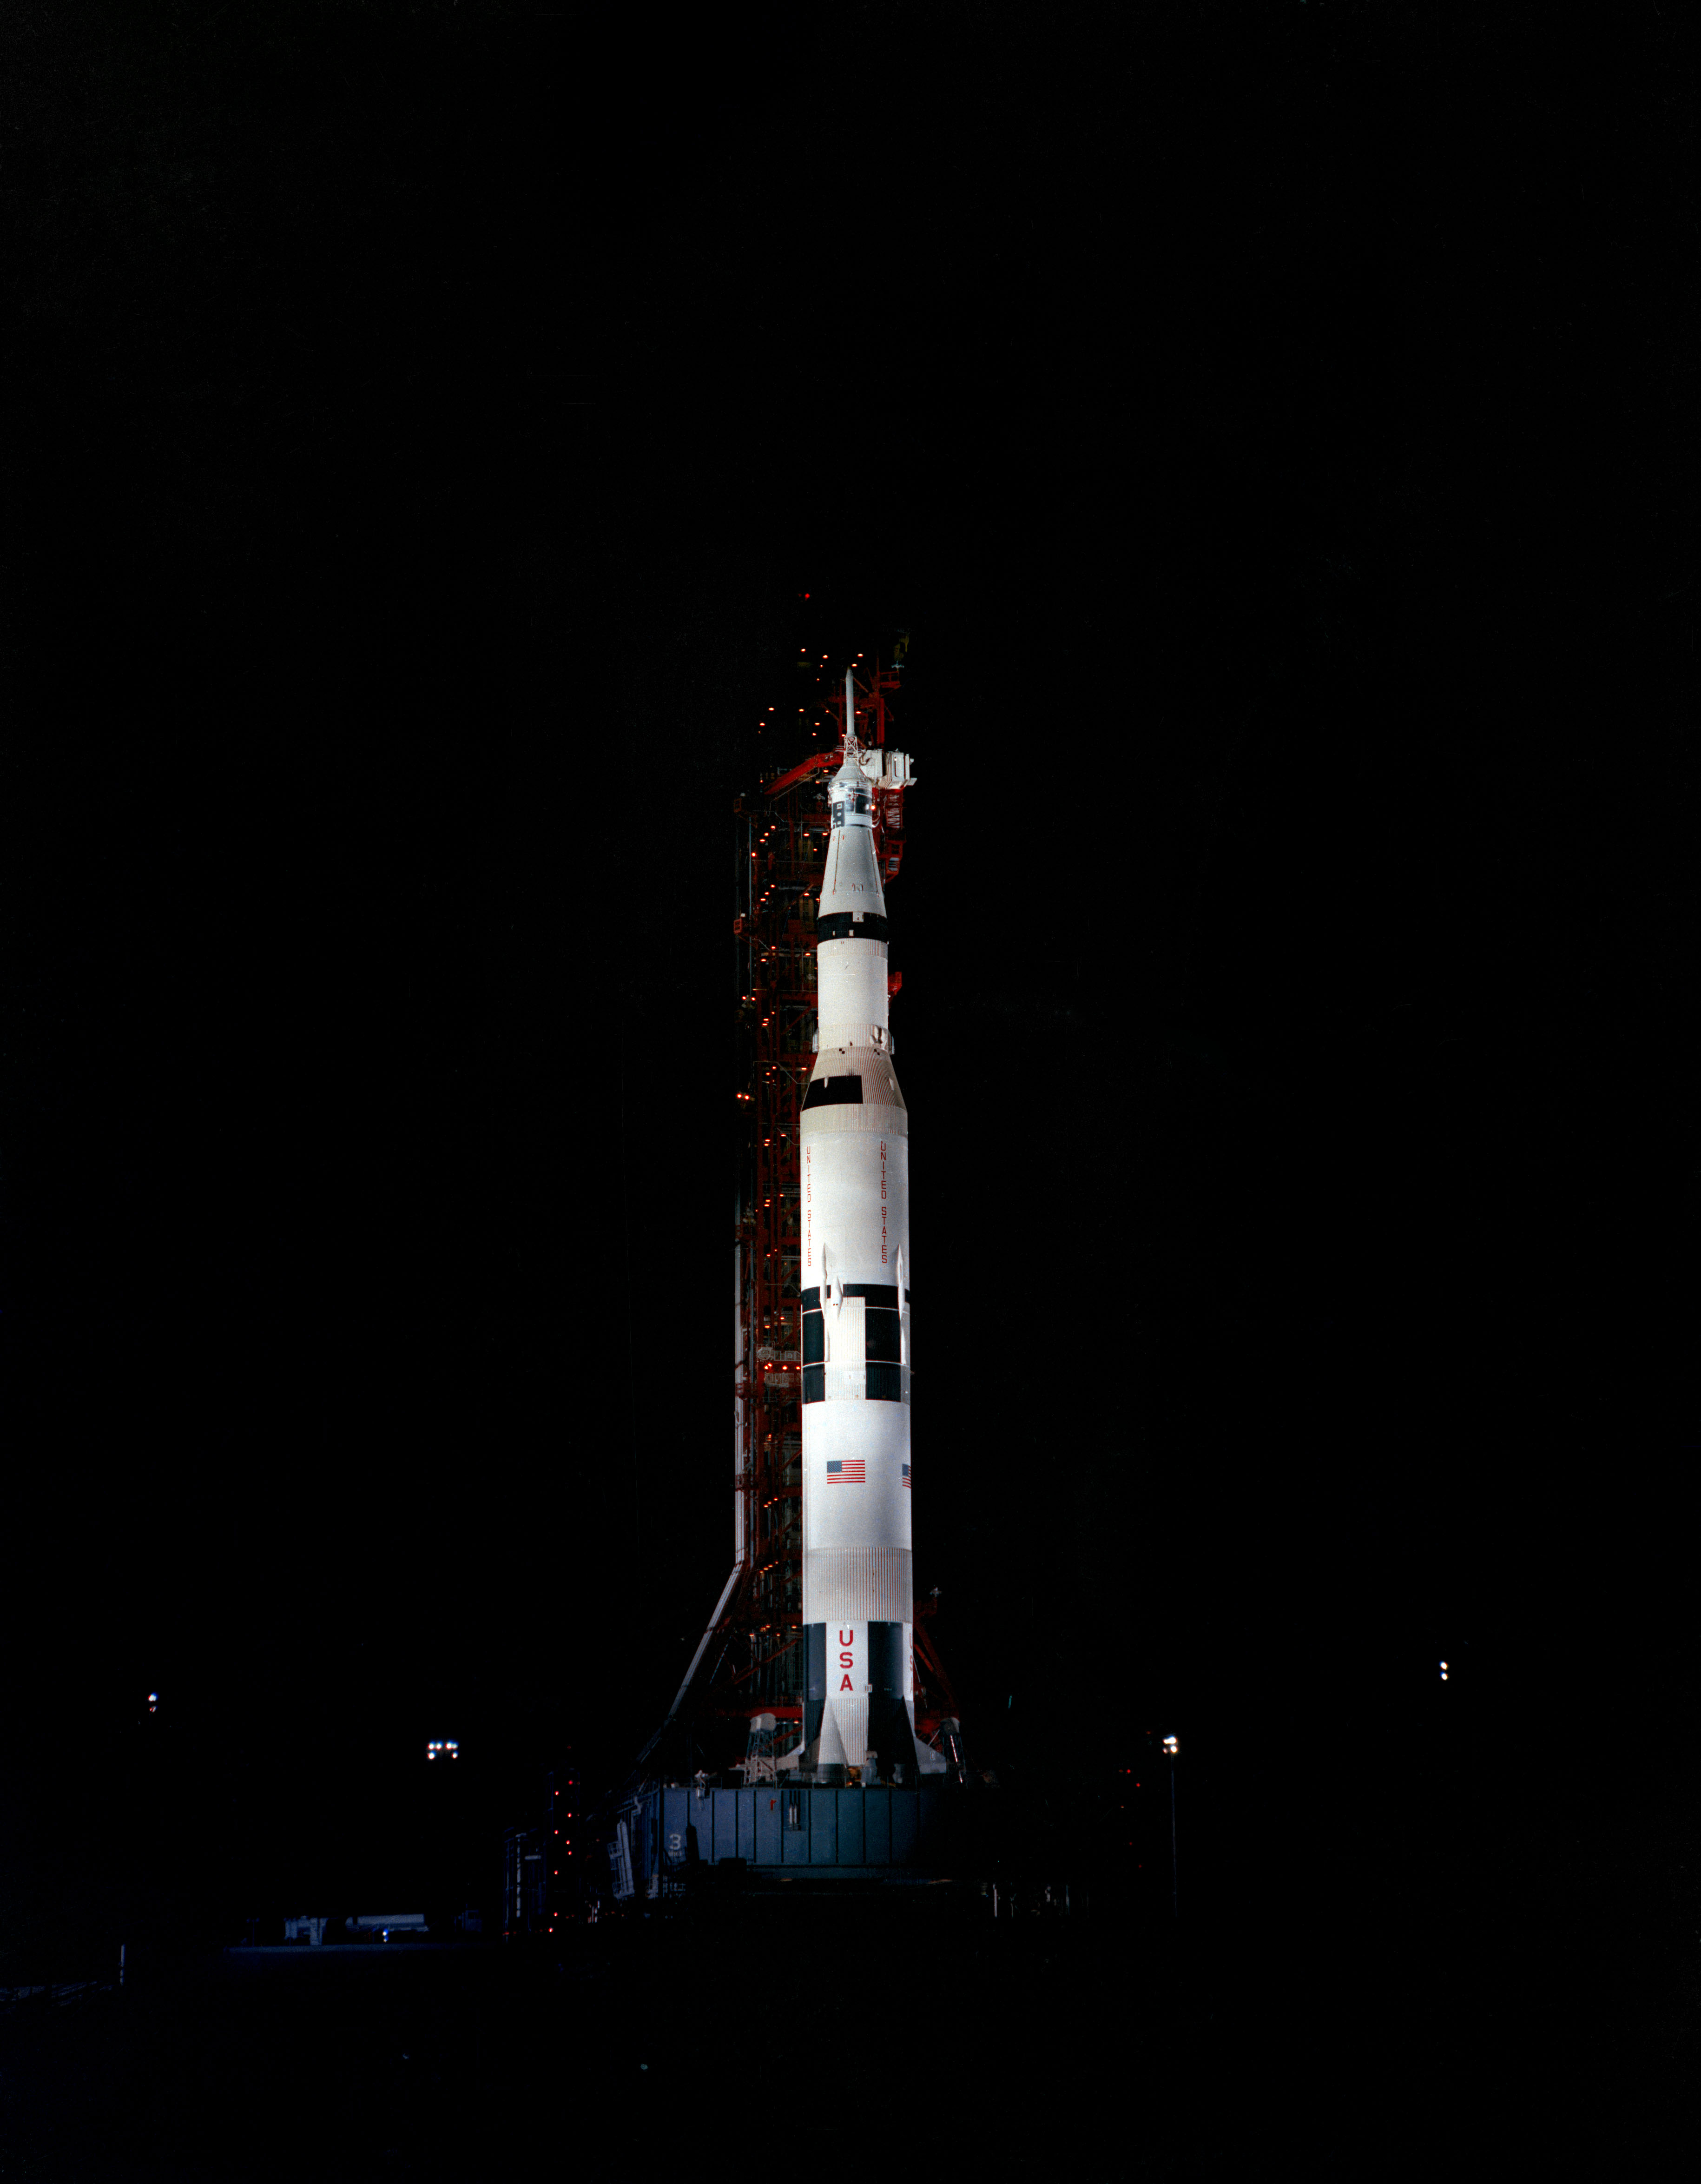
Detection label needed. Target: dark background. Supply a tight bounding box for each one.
[1,0,1694,1999]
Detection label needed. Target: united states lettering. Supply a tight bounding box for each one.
[826,1459,866,1485]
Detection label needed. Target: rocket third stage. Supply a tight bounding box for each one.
[795,678,938,1784]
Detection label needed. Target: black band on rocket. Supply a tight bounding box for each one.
[816,913,890,943]
[800,1284,903,1310]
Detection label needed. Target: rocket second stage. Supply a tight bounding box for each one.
[796,677,939,1784]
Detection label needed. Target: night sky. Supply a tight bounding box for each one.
[3,2,1694,1978]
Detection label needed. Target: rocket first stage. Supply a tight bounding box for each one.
[796,675,940,1784]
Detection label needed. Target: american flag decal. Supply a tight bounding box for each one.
[826,1459,865,1485]
[902,1464,911,1489]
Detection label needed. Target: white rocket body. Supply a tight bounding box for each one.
[797,677,936,1781]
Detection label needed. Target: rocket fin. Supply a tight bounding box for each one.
[817,1706,850,1770]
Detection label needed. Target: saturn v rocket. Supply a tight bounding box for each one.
[793,675,939,1784]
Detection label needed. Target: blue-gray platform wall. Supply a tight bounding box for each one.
[625,1783,952,1890]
